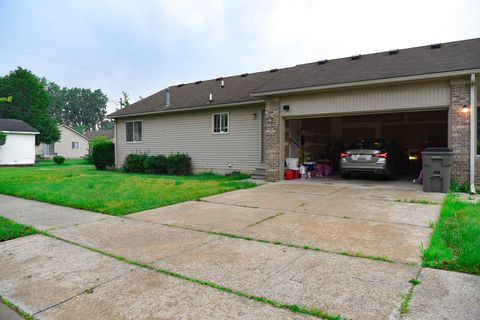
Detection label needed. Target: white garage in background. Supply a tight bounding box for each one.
[0,118,39,165]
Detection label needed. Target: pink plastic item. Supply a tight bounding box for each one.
[323,164,333,176]
[314,164,325,176]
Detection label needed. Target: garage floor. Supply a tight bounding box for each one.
[1,183,478,320]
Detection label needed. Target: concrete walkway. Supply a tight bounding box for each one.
[0,181,479,319]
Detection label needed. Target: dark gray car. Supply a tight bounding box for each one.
[339,139,408,179]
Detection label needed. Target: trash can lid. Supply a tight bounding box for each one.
[422,147,453,154]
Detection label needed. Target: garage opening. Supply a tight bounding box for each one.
[284,109,448,180]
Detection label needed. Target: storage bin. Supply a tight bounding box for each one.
[284,169,299,180]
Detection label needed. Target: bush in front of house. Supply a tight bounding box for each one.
[166,153,192,175]
[53,155,65,164]
[144,154,168,174]
[122,152,192,175]
[0,131,6,146]
[92,141,115,170]
[123,153,149,173]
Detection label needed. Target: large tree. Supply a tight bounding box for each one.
[0,67,60,145]
[56,87,108,131]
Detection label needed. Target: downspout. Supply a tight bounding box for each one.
[114,119,118,168]
[470,73,477,194]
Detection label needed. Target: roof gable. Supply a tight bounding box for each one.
[0,118,39,133]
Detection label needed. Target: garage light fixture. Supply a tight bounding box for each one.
[462,104,470,113]
[283,105,290,111]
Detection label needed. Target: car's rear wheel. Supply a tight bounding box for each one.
[341,172,351,179]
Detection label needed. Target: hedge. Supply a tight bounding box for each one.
[53,155,65,164]
[92,141,115,170]
[123,153,192,176]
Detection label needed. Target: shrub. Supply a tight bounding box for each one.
[166,153,192,175]
[225,171,250,180]
[92,141,115,170]
[144,154,167,174]
[123,153,149,173]
[53,155,65,164]
[0,131,6,146]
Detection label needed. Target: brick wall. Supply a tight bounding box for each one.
[264,97,281,182]
[450,83,472,186]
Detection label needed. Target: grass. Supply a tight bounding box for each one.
[0,160,256,216]
[162,223,394,263]
[394,198,440,205]
[0,296,36,320]
[399,271,422,315]
[246,213,284,228]
[0,216,37,242]
[44,232,344,320]
[422,194,480,275]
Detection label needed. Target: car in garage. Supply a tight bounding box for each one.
[339,139,408,179]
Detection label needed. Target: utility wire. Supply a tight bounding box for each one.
[0,44,162,88]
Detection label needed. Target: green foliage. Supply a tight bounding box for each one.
[100,119,114,130]
[53,155,65,164]
[450,179,470,193]
[0,216,37,242]
[144,154,168,174]
[0,67,60,145]
[0,161,255,215]
[423,194,480,275]
[225,171,250,180]
[92,141,115,170]
[166,153,192,175]
[123,153,192,176]
[123,153,149,173]
[0,131,6,145]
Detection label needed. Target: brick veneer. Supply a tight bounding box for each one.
[264,97,281,182]
[450,82,476,186]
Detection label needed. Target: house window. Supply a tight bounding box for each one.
[71,142,79,149]
[126,121,143,142]
[213,113,229,134]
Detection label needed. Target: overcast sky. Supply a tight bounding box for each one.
[0,0,479,113]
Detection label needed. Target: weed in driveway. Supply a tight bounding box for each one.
[400,270,422,315]
[0,296,36,320]
[246,213,284,228]
[394,198,439,205]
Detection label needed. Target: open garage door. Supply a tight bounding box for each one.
[284,109,448,179]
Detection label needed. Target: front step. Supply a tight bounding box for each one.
[251,167,265,180]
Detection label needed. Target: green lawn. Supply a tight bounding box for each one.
[0,159,256,216]
[0,216,37,242]
[423,194,480,275]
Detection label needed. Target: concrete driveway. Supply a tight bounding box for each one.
[1,180,479,320]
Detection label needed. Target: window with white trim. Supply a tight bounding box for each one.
[126,121,143,142]
[213,113,229,134]
[71,141,79,149]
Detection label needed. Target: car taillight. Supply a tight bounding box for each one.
[374,152,388,158]
[340,153,351,158]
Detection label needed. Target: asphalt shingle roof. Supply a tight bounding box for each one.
[84,129,114,140]
[108,38,480,118]
[0,118,38,133]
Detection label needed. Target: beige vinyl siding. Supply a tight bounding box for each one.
[280,80,450,118]
[115,105,263,173]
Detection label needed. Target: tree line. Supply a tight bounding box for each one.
[0,67,110,145]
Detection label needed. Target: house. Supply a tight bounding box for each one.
[84,129,114,142]
[108,38,480,189]
[36,124,89,158]
[0,118,39,165]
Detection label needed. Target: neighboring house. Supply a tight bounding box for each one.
[0,118,39,165]
[36,124,89,158]
[84,129,114,142]
[108,38,480,188]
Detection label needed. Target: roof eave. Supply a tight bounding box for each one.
[2,130,39,135]
[251,68,480,97]
[107,99,266,119]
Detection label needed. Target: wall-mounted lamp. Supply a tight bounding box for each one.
[252,113,257,119]
[462,104,470,113]
[283,105,290,111]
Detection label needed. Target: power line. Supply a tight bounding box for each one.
[0,44,162,88]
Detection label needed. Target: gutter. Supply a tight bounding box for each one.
[1,130,39,135]
[470,73,477,193]
[251,68,480,97]
[108,99,265,119]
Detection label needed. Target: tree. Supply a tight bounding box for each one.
[100,119,114,130]
[40,78,65,124]
[0,67,60,145]
[61,87,108,131]
[119,91,130,109]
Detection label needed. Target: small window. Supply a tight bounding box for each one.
[71,142,79,149]
[126,121,143,142]
[213,113,229,134]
